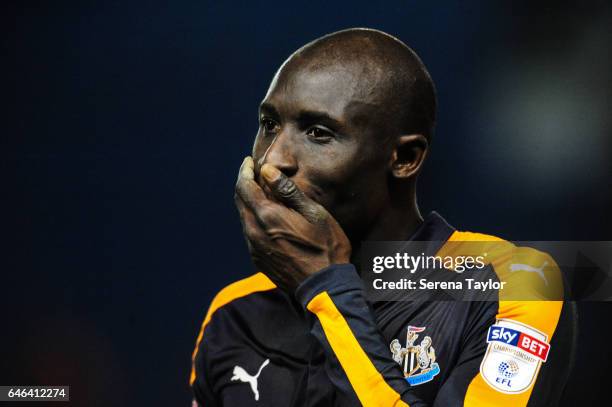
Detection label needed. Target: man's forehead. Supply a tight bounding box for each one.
[261,62,387,123]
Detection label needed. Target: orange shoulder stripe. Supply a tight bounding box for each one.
[442,231,564,407]
[189,272,276,385]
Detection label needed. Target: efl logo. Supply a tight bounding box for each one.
[487,325,550,361]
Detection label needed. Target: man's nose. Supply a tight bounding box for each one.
[258,131,298,177]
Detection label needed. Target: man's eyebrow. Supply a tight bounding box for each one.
[259,103,345,130]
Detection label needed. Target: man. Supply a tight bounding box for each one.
[190,28,575,406]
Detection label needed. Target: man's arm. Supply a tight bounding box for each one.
[190,272,277,406]
[296,264,426,406]
[191,347,217,407]
[436,233,575,406]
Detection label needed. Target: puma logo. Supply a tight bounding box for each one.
[230,359,270,401]
[509,261,549,285]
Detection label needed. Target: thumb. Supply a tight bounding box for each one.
[260,164,328,224]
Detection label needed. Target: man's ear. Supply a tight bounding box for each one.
[389,134,429,178]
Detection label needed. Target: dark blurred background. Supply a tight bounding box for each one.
[3,1,611,405]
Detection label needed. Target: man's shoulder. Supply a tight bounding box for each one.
[212,272,277,306]
[440,229,563,297]
[439,228,569,336]
[190,273,279,385]
[201,272,278,330]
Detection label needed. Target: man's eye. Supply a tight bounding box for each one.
[261,118,279,133]
[306,127,334,141]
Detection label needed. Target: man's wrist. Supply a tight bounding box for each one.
[294,263,362,308]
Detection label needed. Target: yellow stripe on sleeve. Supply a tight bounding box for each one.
[307,291,409,407]
[462,300,563,407]
[440,231,564,407]
[189,272,277,385]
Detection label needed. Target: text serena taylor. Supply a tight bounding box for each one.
[372,278,507,291]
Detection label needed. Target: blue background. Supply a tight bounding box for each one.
[3,1,611,405]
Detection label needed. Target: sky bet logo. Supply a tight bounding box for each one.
[487,325,550,361]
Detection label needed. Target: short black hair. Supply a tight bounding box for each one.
[286,28,437,141]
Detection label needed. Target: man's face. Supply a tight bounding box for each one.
[252,61,394,240]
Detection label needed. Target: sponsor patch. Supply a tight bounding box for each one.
[481,319,550,393]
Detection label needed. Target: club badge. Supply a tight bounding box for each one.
[480,319,551,393]
[390,326,440,386]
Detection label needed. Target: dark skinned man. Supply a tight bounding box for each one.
[190,28,575,406]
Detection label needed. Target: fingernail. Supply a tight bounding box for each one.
[261,164,281,182]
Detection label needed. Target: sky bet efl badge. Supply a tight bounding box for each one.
[481,319,551,393]
[390,326,440,386]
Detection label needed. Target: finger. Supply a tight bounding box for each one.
[260,164,328,224]
[235,179,283,233]
[236,156,269,211]
[235,194,268,244]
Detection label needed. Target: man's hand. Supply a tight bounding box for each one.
[235,156,351,292]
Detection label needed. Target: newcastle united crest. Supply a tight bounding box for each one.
[390,326,440,386]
